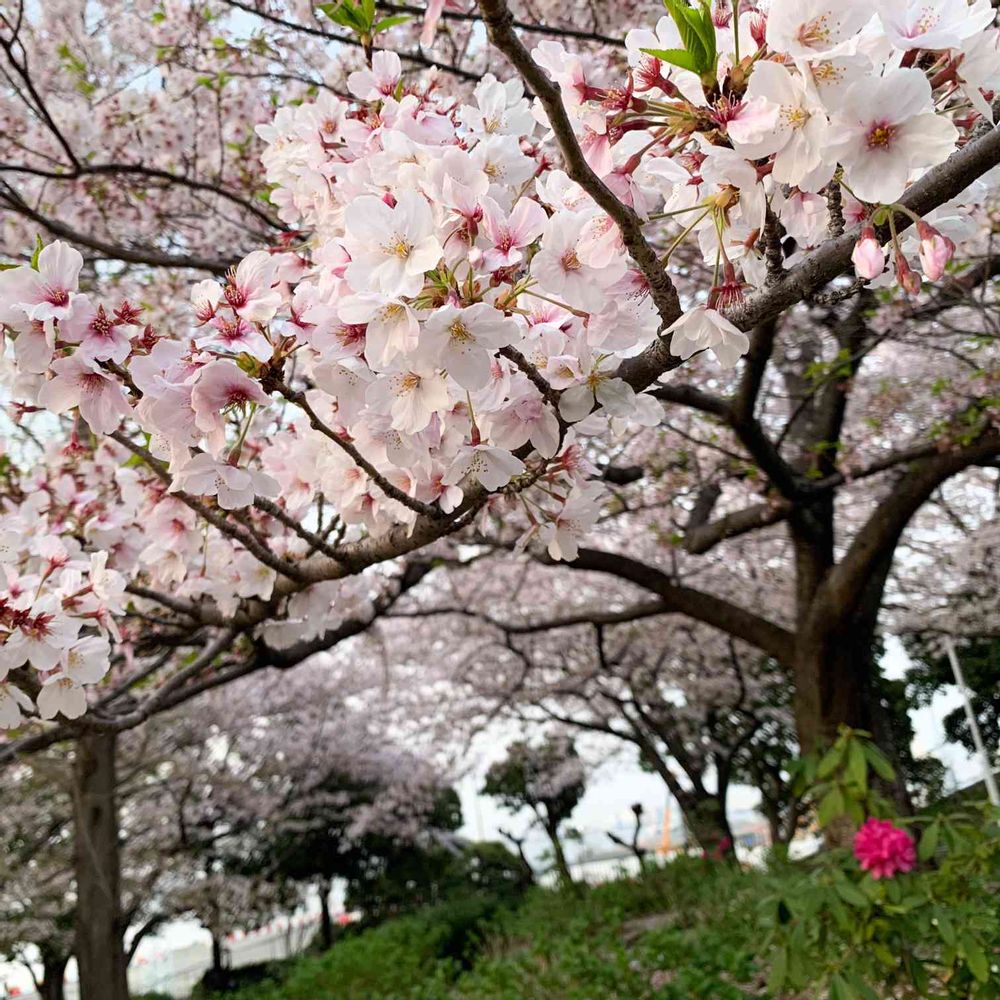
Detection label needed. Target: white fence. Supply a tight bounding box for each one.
[2,913,321,1000]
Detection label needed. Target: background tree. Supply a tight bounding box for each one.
[483,736,585,885]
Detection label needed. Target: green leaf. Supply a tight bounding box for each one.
[818,743,846,779]
[862,742,895,781]
[871,943,895,968]
[372,13,412,33]
[817,787,846,827]
[660,0,712,73]
[317,0,367,31]
[918,820,940,861]
[0,261,19,271]
[936,912,956,947]
[685,0,717,67]
[963,937,989,983]
[829,973,856,1000]
[30,234,44,270]
[846,740,868,791]
[834,878,869,909]
[767,946,788,994]
[845,797,865,826]
[640,46,701,73]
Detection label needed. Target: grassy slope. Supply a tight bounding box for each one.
[214,858,778,1000]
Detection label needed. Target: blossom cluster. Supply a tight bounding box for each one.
[0,0,997,726]
[0,485,126,725]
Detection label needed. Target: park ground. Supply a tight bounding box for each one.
[174,858,797,1000]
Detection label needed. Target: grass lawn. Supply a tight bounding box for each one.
[194,857,781,1000]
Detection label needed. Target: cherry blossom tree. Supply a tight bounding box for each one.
[376,565,797,851]
[0,760,74,1000]
[0,0,999,947]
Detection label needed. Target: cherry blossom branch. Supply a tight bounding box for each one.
[0,183,232,274]
[124,585,223,624]
[110,432,309,582]
[380,2,625,46]
[619,113,1000,393]
[567,547,796,664]
[0,10,81,170]
[0,162,284,233]
[477,0,682,330]
[388,599,671,633]
[498,345,563,415]
[219,0,481,82]
[251,496,346,560]
[727,119,1000,334]
[277,382,446,520]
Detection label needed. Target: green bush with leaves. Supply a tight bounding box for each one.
[763,728,1000,999]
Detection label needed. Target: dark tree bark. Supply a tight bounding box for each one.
[37,951,69,1000]
[677,791,735,858]
[72,731,130,1000]
[211,935,225,976]
[318,877,334,950]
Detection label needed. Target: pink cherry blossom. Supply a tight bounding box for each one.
[225,251,283,324]
[190,359,272,447]
[443,445,526,492]
[531,211,624,313]
[197,316,274,362]
[0,241,82,324]
[0,682,33,728]
[480,196,548,272]
[59,298,134,364]
[666,307,750,369]
[37,354,131,434]
[343,193,443,299]
[830,69,958,205]
[423,302,517,391]
[169,452,279,510]
[347,50,402,101]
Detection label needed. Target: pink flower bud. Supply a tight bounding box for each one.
[851,225,884,279]
[917,221,956,281]
[895,252,921,297]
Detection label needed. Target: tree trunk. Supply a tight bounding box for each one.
[679,793,735,858]
[793,550,893,753]
[38,953,69,1000]
[72,731,130,1000]
[211,935,225,976]
[318,877,334,950]
[793,627,874,753]
[542,817,574,886]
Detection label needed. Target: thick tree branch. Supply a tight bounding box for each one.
[0,184,232,274]
[820,430,1000,625]
[684,500,790,555]
[567,548,795,664]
